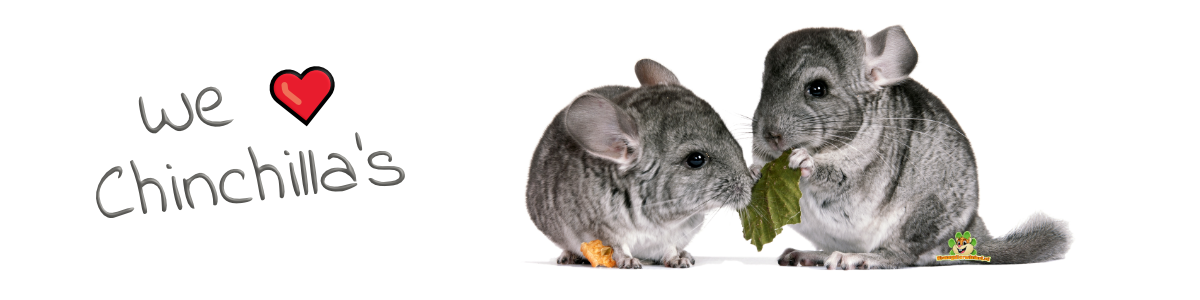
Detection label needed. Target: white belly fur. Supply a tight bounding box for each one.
[789,182,903,253]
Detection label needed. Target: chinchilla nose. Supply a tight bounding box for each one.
[765,130,784,151]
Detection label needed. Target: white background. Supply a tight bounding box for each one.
[2,1,1195,298]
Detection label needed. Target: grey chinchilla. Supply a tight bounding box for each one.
[751,26,1071,269]
[527,59,753,269]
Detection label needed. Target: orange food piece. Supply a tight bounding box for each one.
[579,240,617,268]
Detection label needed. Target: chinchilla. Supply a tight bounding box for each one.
[751,26,1071,269]
[527,59,753,269]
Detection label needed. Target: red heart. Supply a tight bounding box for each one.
[270,66,335,125]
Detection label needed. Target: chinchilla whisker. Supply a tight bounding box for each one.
[819,127,901,145]
[816,139,880,171]
[828,130,914,153]
[692,197,730,232]
[820,137,900,176]
[815,123,943,144]
[821,126,969,173]
[783,210,801,221]
[870,117,968,138]
[815,118,947,140]
[798,112,857,120]
[746,201,768,219]
[818,127,909,146]
[866,124,945,140]
[639,197,692,208]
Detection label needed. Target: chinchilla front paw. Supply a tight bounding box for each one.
[787,148,814,178]
[616,257,643,269]
[778,248,830,266]
[750,163,764,181]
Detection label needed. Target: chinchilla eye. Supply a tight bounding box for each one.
[685,152,706,168]
[806,79,827,98]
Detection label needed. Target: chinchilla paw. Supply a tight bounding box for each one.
[557,250,588,265]
[787,148,814,178]
[778,248,828,267]
[663,250,696,268]
[616,257,643,269]
[823,251,898,270]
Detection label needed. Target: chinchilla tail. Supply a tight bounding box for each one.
[975,212,1072,264]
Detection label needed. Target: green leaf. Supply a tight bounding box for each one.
[948,238,955,248]
[739,149,804,251]
[963,231,972,240]
[955,232,962,239]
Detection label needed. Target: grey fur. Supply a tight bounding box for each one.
[527,59,753,269]
[752,26,1071,269]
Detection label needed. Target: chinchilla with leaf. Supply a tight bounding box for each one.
[751,26,1071,269]
[527,59,753,269]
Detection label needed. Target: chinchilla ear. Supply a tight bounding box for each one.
[564,93,641,167]
[863,25,918,87]
[635,59,680,86]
